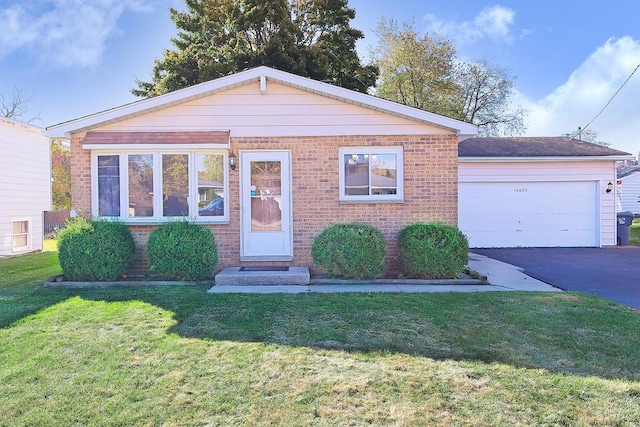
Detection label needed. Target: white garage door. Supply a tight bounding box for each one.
[459,181,598,247]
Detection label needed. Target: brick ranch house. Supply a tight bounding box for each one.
[45,66,478,275]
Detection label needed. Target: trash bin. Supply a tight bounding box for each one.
[617,211,634,246]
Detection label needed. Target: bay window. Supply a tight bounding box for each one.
[93,150,228,222]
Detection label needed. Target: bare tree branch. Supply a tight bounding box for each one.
[0,86,41,124]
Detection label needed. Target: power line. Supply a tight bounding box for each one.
[581,63,640,132]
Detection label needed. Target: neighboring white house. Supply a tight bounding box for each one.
[0,117,51,256]
[458,137,632,248]
[617,165,640,215]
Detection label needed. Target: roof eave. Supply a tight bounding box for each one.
[459,155,634,162]
[45,66,478,138]
[266,69,478,135]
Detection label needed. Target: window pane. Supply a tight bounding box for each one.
[250,161,282,231]
[371,154,397,195]
[197,154,224,217]
[12,220,29,248]
[344,154,369,195]
[128,154,154,217]
[162,154,189,216]
[13,220,28,234]
[97,155,120,216]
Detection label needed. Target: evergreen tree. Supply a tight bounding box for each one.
[133,0,377,97]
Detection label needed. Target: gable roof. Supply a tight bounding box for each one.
[45,66,478,138]
[459,137,632,161]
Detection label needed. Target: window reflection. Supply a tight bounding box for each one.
[162,154,189,216]
[344,153,397,196]
[97,155,120,216]
[128,154,154,217]
[197,154,224,217]
[250,161,282,231]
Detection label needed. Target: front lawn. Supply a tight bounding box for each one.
[1,253,640,425]
[630,218,640,246]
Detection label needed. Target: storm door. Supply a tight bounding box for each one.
[240,151,292,260]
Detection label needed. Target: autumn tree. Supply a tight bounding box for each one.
[51,141,71,210]
[133,0,377,97]
[371,20,527,136]
[456,60,526,136]
[371,18,460,117]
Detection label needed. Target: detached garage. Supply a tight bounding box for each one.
[459,137,631,248]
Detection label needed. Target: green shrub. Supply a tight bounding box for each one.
[311,223,386,279]
[57,217,135,281]
[398,223,469,279]
[147,221,218,281]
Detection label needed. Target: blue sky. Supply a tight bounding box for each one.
[1,0,640,154]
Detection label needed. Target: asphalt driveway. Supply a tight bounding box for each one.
[473,247,640,310]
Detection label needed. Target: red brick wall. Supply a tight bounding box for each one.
[70,133,458,276]
[71,136,92,215]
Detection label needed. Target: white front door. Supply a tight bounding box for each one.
[240,151,293,260]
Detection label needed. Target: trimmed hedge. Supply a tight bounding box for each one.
[311,223,386,279]
[147,221,218,281]
[57,217,135,281]
[398,223,469,279]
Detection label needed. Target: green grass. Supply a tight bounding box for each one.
[630,218,640,246]
[1,252,640,425]
[43,238,58,252]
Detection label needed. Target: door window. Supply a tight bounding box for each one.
[250,161,282,232]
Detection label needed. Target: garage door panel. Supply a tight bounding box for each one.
[460,213,595,233]
[466,230,597,248]
[459,181,598,247]
[515,213,595,231]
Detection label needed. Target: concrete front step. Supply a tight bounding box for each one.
[214,266,310,286]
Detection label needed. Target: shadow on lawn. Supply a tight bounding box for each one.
[3,277,640,382]
[47,284,640,383]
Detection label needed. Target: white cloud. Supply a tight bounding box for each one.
[0,0,153,68]
[520,36,640,154]
[424,5,524,45]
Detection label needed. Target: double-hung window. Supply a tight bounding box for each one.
[12,219,31,252]
[339,147,404,202]
[93,150,228,222]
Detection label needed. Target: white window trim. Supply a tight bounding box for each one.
[338,146,404,203]
[11,217,32,252]
[91,149,229,224]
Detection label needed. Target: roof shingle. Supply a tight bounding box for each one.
[459,137,631,157]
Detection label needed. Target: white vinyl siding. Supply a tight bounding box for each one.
[98,82,450,137]
[618,172,640,215]
[0,119,50,256]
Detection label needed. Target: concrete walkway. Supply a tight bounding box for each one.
[207,253,560,294]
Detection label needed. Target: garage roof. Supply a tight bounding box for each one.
[459,137,631,158]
